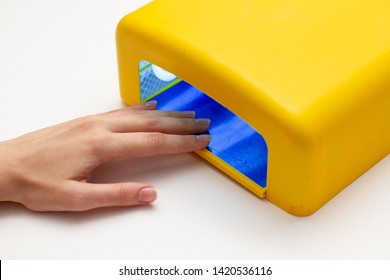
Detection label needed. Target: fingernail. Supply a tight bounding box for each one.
[195,118,211,127]
[180,111,195,118]
[144,100,157,109]
[138,187,157,203]
[196,134,211,143]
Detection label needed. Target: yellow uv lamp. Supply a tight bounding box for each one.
[116,0,390,216]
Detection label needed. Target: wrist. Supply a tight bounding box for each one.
[0,140,19,202]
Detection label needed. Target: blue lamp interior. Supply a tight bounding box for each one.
[139,61,268,188]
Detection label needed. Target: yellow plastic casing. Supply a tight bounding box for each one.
[116,0,390,216]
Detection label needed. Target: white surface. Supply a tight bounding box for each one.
[0,0,390,260]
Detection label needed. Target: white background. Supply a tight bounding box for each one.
[0,0,389,259]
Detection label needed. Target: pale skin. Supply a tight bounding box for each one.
[0,101,211,212]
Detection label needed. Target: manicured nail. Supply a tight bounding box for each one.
[180,111,195,118]
[196,134,211,143]
[195,118,211,127]
[144,100,157,109]
[138,187,157,203]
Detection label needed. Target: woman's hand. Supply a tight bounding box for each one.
[0,101,210,211]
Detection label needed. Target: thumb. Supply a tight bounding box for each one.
[62,181,157,211]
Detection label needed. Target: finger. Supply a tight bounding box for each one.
[40,181,158,211]
[109,115,210,134]
[106,133,211,159]
[110,106,196,119]
[128,100,157,110]
[104,101,157,115]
